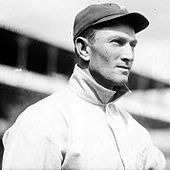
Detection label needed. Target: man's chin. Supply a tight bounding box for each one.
[112,79,128,87]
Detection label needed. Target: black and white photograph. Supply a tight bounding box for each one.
[0,0,170,169]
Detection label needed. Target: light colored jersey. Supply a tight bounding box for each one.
[2,65,166,170]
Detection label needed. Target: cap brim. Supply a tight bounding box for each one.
[93,12,149,33]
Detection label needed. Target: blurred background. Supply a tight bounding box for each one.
[0,0,170,169]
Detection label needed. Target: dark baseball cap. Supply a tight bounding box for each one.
[73,3,149,40]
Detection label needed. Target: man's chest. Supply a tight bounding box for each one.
[61,105,146,170]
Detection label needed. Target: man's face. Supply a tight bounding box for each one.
[88,23,137,89]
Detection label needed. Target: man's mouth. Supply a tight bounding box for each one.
[116,65,130,71]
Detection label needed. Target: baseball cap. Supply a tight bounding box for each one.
[73,3,149,40]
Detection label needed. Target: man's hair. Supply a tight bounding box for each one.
[78,26,97,44]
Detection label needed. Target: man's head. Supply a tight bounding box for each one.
[73,3,149,89]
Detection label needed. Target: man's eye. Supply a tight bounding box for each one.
[110,39,124,46]
[130,42,137,48]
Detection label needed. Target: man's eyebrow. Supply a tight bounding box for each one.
[108,35,138,45]
[118,36,138,45]
[108,34,137,41]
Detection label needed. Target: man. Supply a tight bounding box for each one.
[2,3,166,170]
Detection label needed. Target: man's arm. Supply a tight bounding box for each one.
[2,105,66,169]
[144,130,166,170]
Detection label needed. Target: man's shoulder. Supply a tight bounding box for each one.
[22,88,71,116]
[10,85,82,129]
[4,88,71,140]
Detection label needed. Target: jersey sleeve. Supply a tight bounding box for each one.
[144,130,166,170]
[2,104,68,170]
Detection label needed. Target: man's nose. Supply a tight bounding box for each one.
[120,44,135,62]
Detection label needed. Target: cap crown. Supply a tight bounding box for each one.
[73,3,149,40]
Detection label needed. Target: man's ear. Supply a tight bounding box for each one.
[74,37,91,61]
